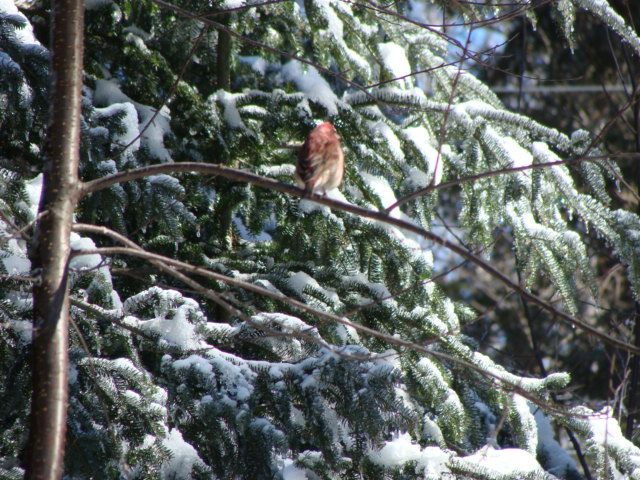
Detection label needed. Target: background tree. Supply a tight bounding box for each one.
[2,0,640,479]
[481,0,640,431]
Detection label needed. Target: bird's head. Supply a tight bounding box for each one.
[315,122,339,140]
[316,122,336,133]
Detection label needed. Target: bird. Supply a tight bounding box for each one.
[295,122,344,196]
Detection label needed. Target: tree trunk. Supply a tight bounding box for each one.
[25,0,84,478]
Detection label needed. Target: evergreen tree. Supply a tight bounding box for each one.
[2,0,640,478]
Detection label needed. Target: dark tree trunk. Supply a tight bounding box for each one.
[25,0,84,478]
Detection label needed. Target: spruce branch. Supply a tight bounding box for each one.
[68,296,155,342]
[145,0,542,116]
[80,162,640,354]
[106,26,209,162]
[67,249,577,414]
[146,0,386,106]
[69,227,406,347]
[385,152,633,213]
[70,224,239,321]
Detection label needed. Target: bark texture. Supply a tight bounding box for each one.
[25,0,84,478]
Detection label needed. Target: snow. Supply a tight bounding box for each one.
[138,304,201,350]
[110,289,123,314]
[462,446,542,474]
[373,349,400,368]
[334,322,360,344]
[111,357,138,372]
[440,298,460,331]
[367,121,404,161]
[530,141,553,160]
[587,406,640,453]
[125,32,153,55]
[215,90,245,129]
[282,61,340,116]
[289,271,340,305]
[94,78,130,107]
[150,401,167,419]
[298,188,348,216]
[232,216,272,242]
[25,174,43,219]
[315,0,342,37]
[69,362,78,384]
[504,137,533,169]
[532,141,576,187]
[450,103,475,130]
[279,459,309,479]
[220,0,244,8]
[236,386,251,401]
[172,350,258,402]
[369,433,421,466]
[94,79,171,161]
[342,273,395,308]
[395,166,432,194]
[403,126,443,185]
[357,173,434,267]
[123,288,206,349]
[68,234,116,299]
[252,279,284,297]
[123,389,142,403]
[253,312,317,336]
[161,429,204,480]
[94,102,141,154]
[11,320,32,345]
[139,105,172,161]
[306,0,370,77]
[123,25,150,41]
[239,55,268,75]
[69,236,103,271]
[300,374,316,389]
[260,163,296,178]
[368,433,450,476]
[0,0,39,44]
[473,400,497,444]
[361,172,398,211]
[2,239,30,275]
[1,172,42,343]
[512,395,537,455]
[485,126,533,170]
[506,201,555,241]
[532,407,577,477]
[290,407,305,426]
[378,42,412,84]
[172,355,213,376]
[239,104,268,117]
[422,417,445,446]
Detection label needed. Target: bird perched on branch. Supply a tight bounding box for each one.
[295,122,344,196]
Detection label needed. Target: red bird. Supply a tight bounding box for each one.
[295,122,345,195]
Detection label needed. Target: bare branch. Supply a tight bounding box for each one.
[79,162,640,353]
[69,226,410,346]
[69,242,585,414]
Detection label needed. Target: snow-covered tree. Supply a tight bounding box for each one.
[2,0,640,478]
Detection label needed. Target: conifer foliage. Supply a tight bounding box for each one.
[2,0,640,478]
